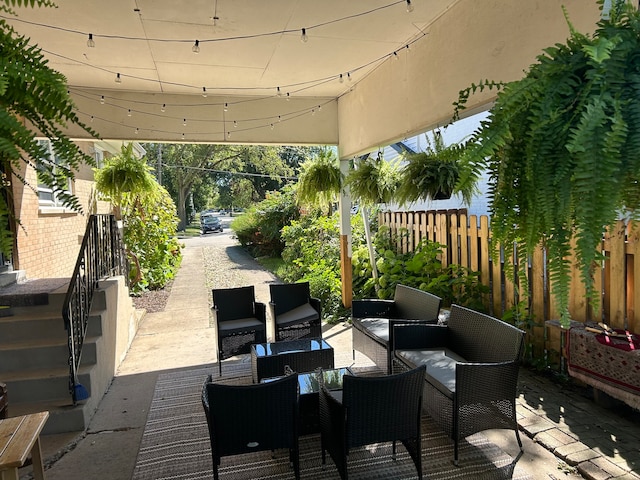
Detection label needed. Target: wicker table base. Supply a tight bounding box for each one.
[251,338,334,383]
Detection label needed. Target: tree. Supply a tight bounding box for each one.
[0,0,96,255]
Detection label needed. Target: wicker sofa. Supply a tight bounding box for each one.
[352,284,441,374]
[392,304,525,465]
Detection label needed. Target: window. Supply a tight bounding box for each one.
[36,139,73,208]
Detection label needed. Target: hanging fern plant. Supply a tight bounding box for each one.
[454,0,640,327]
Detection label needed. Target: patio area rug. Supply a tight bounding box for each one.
[132,362,532,480]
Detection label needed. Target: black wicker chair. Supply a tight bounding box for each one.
[393,304,525,465]
[352,284,441,373]
[269,282,322,341]
[201,373,300,480]
[212,285,266,375]
[319,365,426,480]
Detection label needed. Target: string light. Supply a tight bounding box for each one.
[300,28,308,43]
[233,120,238,127]
[286,93,291,101]
[183,118,187,126]
[224,103,228,112]
[135,127,139,134]
[393,51,399,60]
[227,131,231,139]
[127,109,132,117]
[192,39,200,53]
[277,86,282,97]
[278,115,281,122]
[202,87,207,97]
[270,123,274,130]
[181,133,185,140]
[90,115,94,122]
[339,74,344,84]
[347,72,352,82]
[115,73,121,83]
[311,108,316,116]
[161,103,166,112]
[318,105,322,112]
[87,33,95,47]
[100,95,105,104]
[406,0,414,13]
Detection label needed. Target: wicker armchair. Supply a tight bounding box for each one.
[269,282,322,341]
[212,286,266,375]
[393,304,525,465]
[201,373,300,480]
[319,365,426,480]
[352,284,441,373]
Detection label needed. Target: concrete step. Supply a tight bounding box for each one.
[9,398,91,434]
[2,364,94,404]
[0,337,98,374]
[0,311,103,344]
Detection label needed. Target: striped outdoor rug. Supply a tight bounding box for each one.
[132,362,533,480]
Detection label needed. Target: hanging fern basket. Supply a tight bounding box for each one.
[454,0,640,327]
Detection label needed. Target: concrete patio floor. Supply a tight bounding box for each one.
[21,232,640,480]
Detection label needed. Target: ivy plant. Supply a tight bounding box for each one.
[454,0,640,327]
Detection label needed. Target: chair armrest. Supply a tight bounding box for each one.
[352,299,395,318]
[310,297,322,317]
[393,324,448,350]
[254,302,267,323]
[455,361,521,405]
[389,318,438,351]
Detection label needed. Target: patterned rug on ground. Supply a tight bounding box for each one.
[132,362,532,480]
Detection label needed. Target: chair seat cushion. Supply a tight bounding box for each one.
[276,302,319,327]
[219,317,265,333]
[354,318,390,345]
[395,348,467,398]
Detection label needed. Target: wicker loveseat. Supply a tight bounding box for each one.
[352,284,441,374]
[393,304,525,465]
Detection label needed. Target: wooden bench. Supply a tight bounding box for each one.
[0,411,49,480]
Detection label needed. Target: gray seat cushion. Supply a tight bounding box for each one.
[276,302,319,327]
[395,348,467,398]
[219,317,264,332]
[356,318,390,344]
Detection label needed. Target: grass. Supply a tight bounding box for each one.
[255,256,285,277]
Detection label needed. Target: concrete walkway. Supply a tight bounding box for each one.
[25,234,640,480]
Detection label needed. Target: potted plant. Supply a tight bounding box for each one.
[453,0,640,327]
[396,131,474,205]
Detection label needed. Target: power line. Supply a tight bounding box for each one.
[160,163,298,181]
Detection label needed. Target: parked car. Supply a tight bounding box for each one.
[201,214,223,234]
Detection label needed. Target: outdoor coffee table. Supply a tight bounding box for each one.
[262,367,353,435]
[250,338,334,383]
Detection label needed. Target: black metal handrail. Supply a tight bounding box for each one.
[63,214,128,404]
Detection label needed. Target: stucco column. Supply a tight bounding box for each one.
[338,158,352,308]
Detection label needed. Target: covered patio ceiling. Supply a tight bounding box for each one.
[6,0,600,158]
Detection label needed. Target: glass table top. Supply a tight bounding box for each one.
[252,338,332,358]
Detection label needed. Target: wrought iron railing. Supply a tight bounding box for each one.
[63,214,128,404]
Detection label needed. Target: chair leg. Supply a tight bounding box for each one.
[453,439,459,466]
[218,349,222,376]
[515,426,523,451]
[392,440,397,460]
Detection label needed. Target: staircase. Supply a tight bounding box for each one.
[0,278,111,434]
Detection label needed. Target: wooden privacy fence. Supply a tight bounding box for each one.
[379,210,640,359]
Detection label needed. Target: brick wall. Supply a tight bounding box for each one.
[11,142,112,280]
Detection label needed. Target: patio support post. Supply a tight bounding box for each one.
[339,158,352,308]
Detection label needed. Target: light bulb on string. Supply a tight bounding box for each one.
[393,51,399,60]
[227,131,231,139]
[135,127,139,135]
[224,103,228,112]
[115,73,121,83]
[286,93,291,101]
[339,74,344,84]
[301,28,308,43]
[406,0,414,12]
[233,120,238,128]
[278,115,281,122]
[192,40,200,53]
[181,133,185,140]
[347,72,352,82]
[90,115,94,123]
[87,33,95,47]
[127,109,132,117]
[202,87,207,97]
[270,123,274,130]
[100,95,105,105]
[161,103,166,112]
[311,108,316,116]
[277,87,282,97]
[318,105,322,112]
[183,118,187,126]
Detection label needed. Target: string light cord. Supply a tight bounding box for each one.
[0,0,408,46]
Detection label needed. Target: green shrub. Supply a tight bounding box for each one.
[124,186,182,294]
[232,187,299,257]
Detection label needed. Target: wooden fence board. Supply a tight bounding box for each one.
[606,221,626,329]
